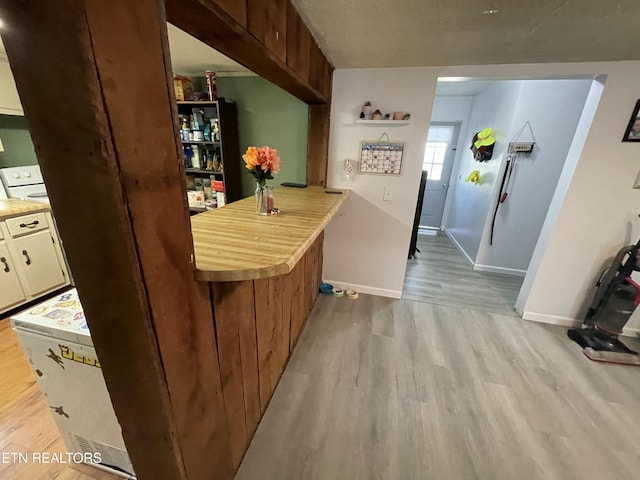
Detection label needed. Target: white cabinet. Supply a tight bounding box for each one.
[0,241,26,310]
[0,210,69,314]
[0,57,23,116]
[12,230,66,296]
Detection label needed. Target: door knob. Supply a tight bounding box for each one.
[442,183,449,189]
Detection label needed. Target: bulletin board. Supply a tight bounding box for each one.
[358,140,405,175]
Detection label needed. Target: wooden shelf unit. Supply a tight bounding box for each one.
[178,98,242,206]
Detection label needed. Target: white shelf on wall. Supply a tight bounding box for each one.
[354,119,411,126]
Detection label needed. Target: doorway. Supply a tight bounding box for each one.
[403,76,602,314]
[419,122,460,229]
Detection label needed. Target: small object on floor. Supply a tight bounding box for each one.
[270,208,279,216]
[332,287,344,297]
[319,283,333,294]
[583,347,640,366]
[346,289,359,299]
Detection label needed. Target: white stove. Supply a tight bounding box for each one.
[0,165,49,203]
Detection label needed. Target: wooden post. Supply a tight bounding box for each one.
[307,104,331,186]
[0,1,232,479]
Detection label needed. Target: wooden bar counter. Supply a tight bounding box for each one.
[191,186,348,472]
[191,186,348,281]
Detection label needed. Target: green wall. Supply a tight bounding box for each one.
[217,76,309,197]
[0,115,38,168]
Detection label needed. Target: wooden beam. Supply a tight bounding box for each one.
[307,104,331,186]
[166,0,326,104]
[215,0,248,27]
[286,1,311,82]
[0,1,232,479]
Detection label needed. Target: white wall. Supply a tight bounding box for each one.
[325,62,640,322]
[444,81,522,261]
[431,96,472,123]
[520,65,640,336]
[323,69,436,298]
[474,79,593,273]
[516,79,605,317]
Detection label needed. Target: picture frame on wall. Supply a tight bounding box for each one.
[622,99,640,142]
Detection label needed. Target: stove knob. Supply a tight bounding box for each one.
[23,172,32,178]
[12,172,20,179]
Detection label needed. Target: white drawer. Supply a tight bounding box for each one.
[5,212,49,237]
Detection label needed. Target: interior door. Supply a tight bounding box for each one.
[419,123,460,228]
[12,230,66,296]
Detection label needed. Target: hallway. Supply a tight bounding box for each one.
[403,231,524,314]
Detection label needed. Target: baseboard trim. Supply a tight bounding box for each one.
[443,229,474,267]
[622,326,640,338]
[322,280,402,299]
[522,311,582,328]
[474,264,527,277]
[523,311,640,338]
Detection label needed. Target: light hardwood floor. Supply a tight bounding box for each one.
[237,294,640,480]
[0,319,119,480]
[403,231,524,314]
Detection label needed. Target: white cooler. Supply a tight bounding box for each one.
[11,289,135,478]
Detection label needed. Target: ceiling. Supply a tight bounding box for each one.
[293,0,640,68]
[0,25,250,76]
[436,79,493,96]
[167,24,251,77]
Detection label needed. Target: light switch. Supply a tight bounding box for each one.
[383,186,392,202]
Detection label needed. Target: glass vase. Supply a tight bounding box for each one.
[255,184,274,216]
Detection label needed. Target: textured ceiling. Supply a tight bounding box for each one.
[293,0,640,68]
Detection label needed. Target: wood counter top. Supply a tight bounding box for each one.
[0,199,50,221]
[191,186,349,281]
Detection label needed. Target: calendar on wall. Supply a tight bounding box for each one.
[358,141,405,175]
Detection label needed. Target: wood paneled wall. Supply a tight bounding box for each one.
[0,1,232,479]
[211,233,324,471]
[166,0,332,105]
[1,1,333,479]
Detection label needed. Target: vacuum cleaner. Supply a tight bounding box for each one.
[567,227,640,366]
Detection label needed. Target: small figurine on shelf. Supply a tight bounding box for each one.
[373,109,383,120]
[362,101,373,120]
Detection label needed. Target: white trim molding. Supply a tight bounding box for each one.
[523,310,640,339]
[522,311,582,328]
[322,280,402,299]
[443,229,474,266]
[474,264,527,277]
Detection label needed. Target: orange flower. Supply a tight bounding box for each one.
[242,147,259,170]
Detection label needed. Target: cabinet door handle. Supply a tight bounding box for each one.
[0,256,9,273]
[22,250,31,266]
[19,220,39,229]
